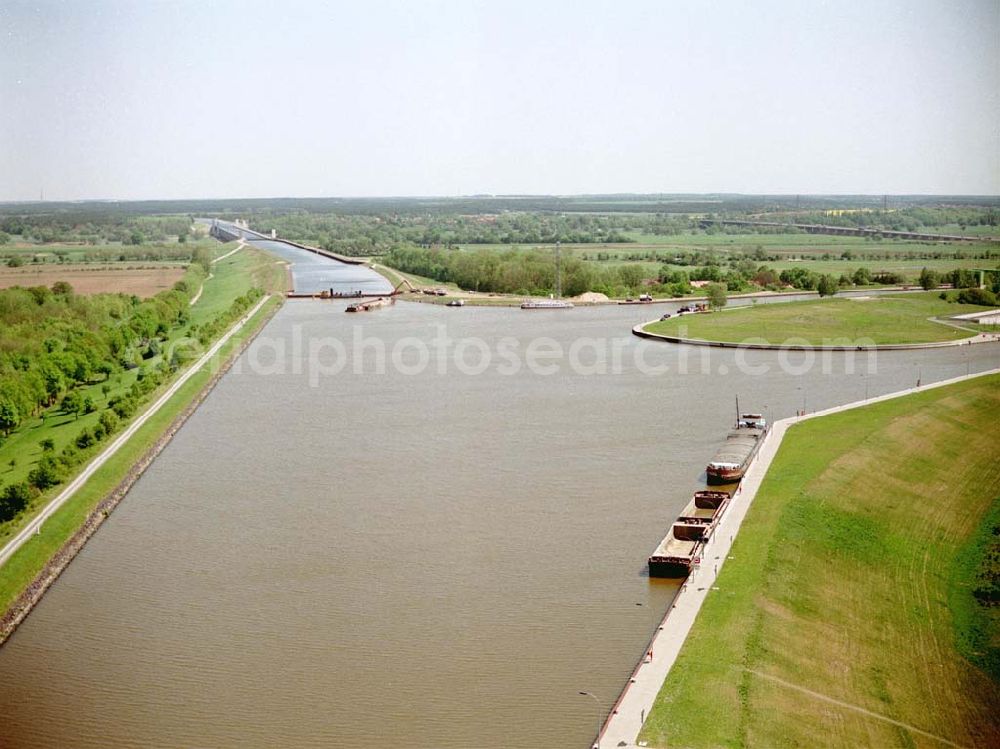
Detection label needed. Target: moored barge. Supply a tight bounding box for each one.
[694,490,731,509]
[648,490,731,577]
[520,299,574,309]
[648,537,702,577]
[345,296,394,313]
[706,413,767,485]
[672,492,731,541]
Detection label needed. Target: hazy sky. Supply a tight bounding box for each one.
[1,0,998,200]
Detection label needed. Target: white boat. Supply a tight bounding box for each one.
[520,299,574,309]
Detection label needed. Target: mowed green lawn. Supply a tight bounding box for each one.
[644,293,994,345]
[639,375,1000,748]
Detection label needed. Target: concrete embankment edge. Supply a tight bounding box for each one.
[632,321,997,351]
[262,236,367,266]
[597,366,1000,749]
[0,296,283,646]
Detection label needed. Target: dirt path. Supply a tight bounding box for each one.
[746,670,970,749]
[212,240,245,265]
[188,272,213,306]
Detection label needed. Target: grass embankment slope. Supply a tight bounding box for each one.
[0,244,285,613]
[644,293,994,345]
[640,375,1000,748]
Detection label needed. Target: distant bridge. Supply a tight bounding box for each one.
[698,218,985,242]
[208,219,270,243]
[208,219,368,265]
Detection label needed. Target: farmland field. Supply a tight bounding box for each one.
[0,264,186,297]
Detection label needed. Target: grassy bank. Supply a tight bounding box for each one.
[639,374,1000,748]
[643,292,993,345]
[0,245,285,614]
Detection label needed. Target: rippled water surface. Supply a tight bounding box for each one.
[0,295,996,748]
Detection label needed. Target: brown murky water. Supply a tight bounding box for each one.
[1,296,996,748]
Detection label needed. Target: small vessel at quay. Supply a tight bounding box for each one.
[706,407,767,485]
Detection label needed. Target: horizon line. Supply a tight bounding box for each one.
[2,191,1000,207]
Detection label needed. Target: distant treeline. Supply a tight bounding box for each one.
[0,214,193,246]
[3,202,996,256]
[3,194,999,220]
[4,245,199,268]
[742,207,1000,232]
[253,206,998,257]
[248,212,665,255]
[583,246,1000,267]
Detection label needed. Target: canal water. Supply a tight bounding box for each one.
[249,239,394,295]
[0,292,997,747]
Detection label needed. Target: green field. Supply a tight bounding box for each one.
[0,244,285,613]
[455,232,999,288]
[643,293,993,345]
[639,375,1000,748]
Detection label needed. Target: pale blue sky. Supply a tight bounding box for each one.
[1,0,997,200]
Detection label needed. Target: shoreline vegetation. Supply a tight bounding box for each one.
[369,260,935,308]
[378,244,998,302]
[0,295,281,643]
[640,292,996,346]
[0,243,286,622]
[638,374,1000,748]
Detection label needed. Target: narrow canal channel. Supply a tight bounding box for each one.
[0,270,996,747]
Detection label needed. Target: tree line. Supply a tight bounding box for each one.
[0,214,194,246]
[385,245,643,297]
[0,274,200,439]
[0,272,263,523]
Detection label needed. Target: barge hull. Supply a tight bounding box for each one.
[648,558,694,578]
[706,467,745,485]
[694,490,731,509]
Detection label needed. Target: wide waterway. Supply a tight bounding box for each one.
[1,282,998,747]
[249,238,394,295]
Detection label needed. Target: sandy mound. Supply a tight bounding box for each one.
[571,291,610,303]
